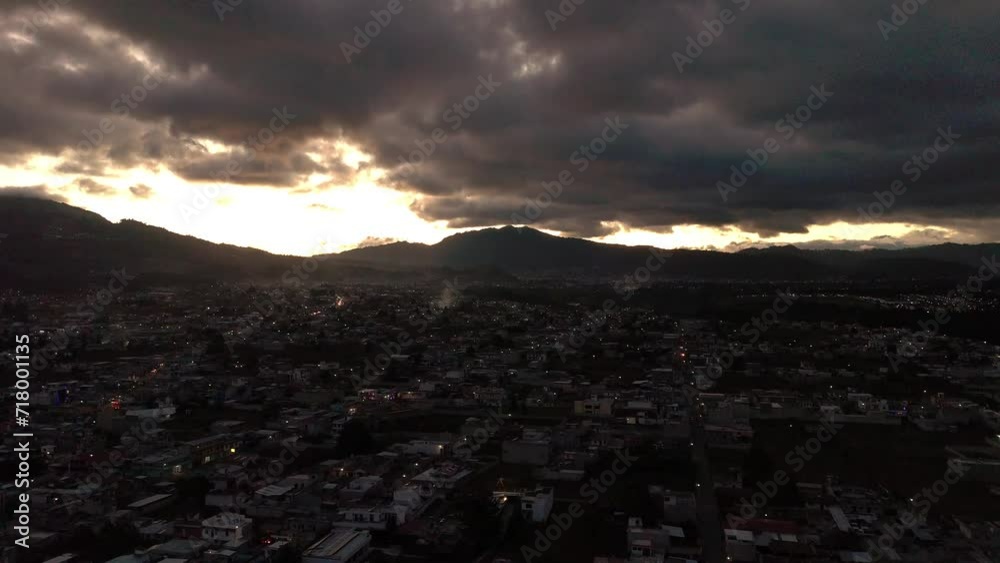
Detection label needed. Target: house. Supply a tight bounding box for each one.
[279,474,318,492]
[574,397,614,417]
[626,518,672,561]
[335,505,397,531]
[332,417,350,437]
[410,463,473,493]
[492,487,554,523]
[661,489,697,524]
[522,487,554,524]
[340,476,383,501]
[201,513,252,547]
[474,386,507,407]
[618,400,661,426]
[391,487,425,522]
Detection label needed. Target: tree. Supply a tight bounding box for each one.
[64,522,142,561]
[176,475,212,512]
[336,419,375,458]
[742,443,800,508]
[204,328,229,355]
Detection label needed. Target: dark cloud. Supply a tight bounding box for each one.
[129,184,153,198]
[76,178,115,196]
[2,0,1000,239]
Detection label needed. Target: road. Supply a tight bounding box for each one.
[692,422,725,563]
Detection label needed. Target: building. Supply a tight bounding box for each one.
[704,424,753,451]
[492,486,554,523]
[519,487,554,523]
[724,529,756,562]
[126,493,175,515]
[502,429,552,466]
[574,397,615,417]
[626,518,672,562]
[202,513,252,547]
[302,529,371,563]
[184,434,240,466]
[661,490,697,524]
[404,440,448,457]
[340,476,383,501]
[410,463,473,493]
[335,506,397,531]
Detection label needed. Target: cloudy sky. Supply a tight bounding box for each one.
[1,0,998,255]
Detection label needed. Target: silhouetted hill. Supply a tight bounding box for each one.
[0,198,993,287]
[340,225,988,280]
[0,198,509,289]
[0,198,295,288]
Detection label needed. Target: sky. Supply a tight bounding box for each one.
[1,0,998,256]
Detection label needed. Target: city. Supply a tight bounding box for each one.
[3,0,1000,561]
[2,242,1000,561]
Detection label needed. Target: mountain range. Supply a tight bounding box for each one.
[1,197,997,289]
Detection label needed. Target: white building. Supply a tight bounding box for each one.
[335,506,397,531]
[520,487,554,522]
[391,487,425,523]
[201,513,252,547]
[410,463,473,493]
[492,487,554,523]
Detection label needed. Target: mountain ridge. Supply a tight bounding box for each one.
[1,197,997,287]
[337,223,998,279]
